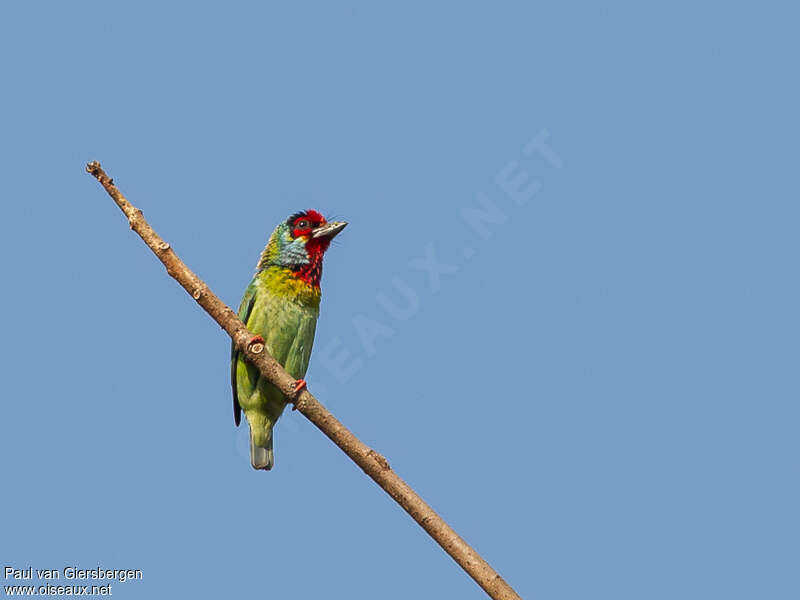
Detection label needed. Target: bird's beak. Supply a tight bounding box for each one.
[312,221,348,239]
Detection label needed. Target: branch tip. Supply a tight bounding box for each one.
[86,161,105,180]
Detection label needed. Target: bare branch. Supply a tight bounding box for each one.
[86,161,523,600]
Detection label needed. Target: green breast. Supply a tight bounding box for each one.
[247,273,319,379]
[234,268,321,420]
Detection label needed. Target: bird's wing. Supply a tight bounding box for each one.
[231,280,257,426]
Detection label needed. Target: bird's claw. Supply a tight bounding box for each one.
[291,379,307,410]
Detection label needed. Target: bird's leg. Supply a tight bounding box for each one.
[290,379,307,411]
[248,334,265,346]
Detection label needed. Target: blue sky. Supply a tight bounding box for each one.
[1,2,798,599]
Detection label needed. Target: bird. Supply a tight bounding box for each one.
[231,210,347,470]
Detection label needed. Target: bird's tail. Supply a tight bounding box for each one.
[249,427,274,470]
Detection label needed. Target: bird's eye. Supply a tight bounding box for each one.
[296,220,310,229]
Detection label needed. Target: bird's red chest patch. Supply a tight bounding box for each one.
[295,237,330,287]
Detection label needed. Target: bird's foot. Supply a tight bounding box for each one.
[291,379,307,410]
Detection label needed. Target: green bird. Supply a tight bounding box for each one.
[232,210,347,470]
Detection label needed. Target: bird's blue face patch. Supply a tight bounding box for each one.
[274,228,310,268]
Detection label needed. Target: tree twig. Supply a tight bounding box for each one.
[85,161,523,600]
